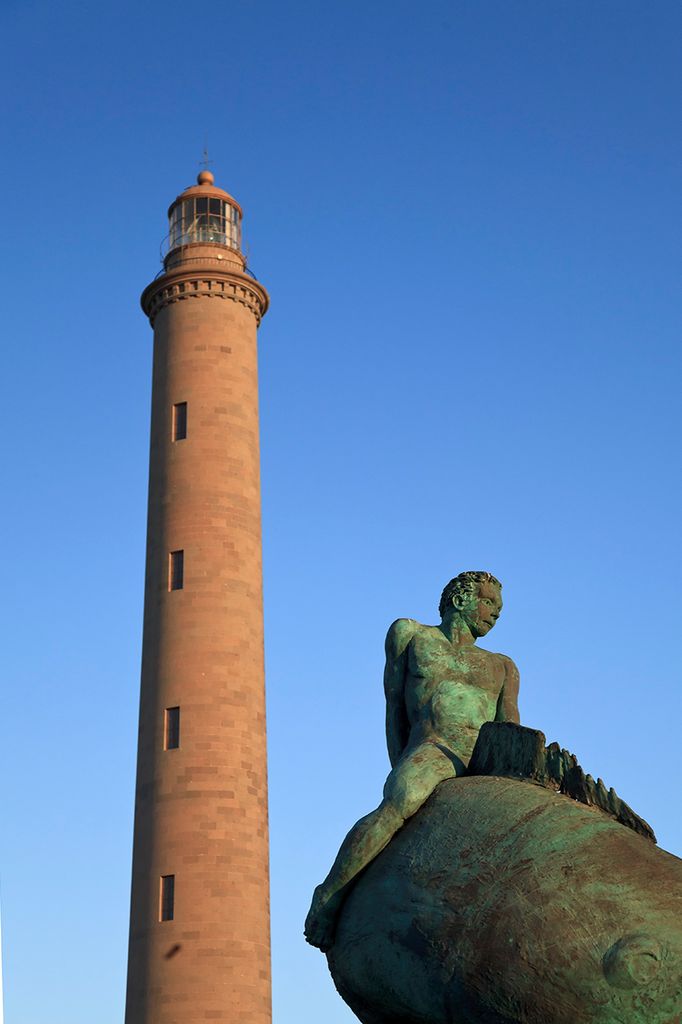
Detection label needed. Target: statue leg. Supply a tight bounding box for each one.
[305,742,459,951]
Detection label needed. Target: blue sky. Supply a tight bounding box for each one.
[1,2,681,1022]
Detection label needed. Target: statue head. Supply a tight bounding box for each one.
[438,571,502,637]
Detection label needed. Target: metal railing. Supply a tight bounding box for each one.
[160,228,241,261]
[154,233,260,282]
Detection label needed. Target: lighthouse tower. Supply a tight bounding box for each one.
[125,171,271,1024]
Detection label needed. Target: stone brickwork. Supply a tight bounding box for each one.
[125,174,271,1024]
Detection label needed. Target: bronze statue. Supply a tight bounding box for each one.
[306,572,682,1024]
[305,571,520,951]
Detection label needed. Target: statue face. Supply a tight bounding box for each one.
[457,580,502,638]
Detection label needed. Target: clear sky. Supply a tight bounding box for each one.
[1,2,681,1022]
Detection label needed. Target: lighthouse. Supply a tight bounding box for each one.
[124,170,271,1024]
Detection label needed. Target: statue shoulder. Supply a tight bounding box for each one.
[385,617,421,660]
[494,652,520,675]
[492,653,520,692]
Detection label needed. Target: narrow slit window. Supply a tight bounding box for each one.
[160,875,175,921]
[172,402,187,441]
[164,707,180,750]
[169,550,184,591]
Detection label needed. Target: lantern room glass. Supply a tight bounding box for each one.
[169,197,241,252]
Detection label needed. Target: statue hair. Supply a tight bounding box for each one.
[438,571,502,619]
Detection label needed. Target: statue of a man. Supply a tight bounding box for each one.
[305,570,520,951]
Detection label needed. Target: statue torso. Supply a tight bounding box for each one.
[404,625,506,763]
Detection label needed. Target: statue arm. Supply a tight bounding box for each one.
[494,656,521,724]
[383,618,416,768]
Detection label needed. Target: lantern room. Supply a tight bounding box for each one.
[165,170,243,262]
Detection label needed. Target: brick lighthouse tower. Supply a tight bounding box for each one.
[124,170,271,1024]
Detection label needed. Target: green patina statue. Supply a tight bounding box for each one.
[306,571,682,1024]
[305,570,519,951]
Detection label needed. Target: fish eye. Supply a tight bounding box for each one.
[603,934,663,989]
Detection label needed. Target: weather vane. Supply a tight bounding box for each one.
[199,144,213,172]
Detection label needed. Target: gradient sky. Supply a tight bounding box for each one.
[1,3,681,1022]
